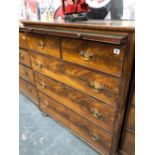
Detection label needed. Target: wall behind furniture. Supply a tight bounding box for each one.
[19,0,135,21]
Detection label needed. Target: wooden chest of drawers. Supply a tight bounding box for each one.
[19,20,135,155]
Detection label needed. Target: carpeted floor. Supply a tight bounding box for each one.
[19,93,99,155]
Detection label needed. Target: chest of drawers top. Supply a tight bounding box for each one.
[20,20,134,76]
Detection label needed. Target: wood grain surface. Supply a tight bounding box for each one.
[19,49,31,67]
[19,64,35,84]
[30,52,121,107]
[39,92,112,155]
[19,78,38,104]
[119,131,135,155]
[35,72,116,133]
[19,20,135,155]
[19,32,27,49]
[27,33,60,58]
[62,38,126,77]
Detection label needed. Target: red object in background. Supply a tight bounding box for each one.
[62,0,89,14]
[54,0,89,21]
[28,0,37,13]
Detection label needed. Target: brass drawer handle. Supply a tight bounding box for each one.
[80,51,94,61]
[89,108,102,119]
[19,53,24,59]
[36,62,43,69]
[38,40,46,49]
[77,33,82,39]
[90,81,104,92]
[27,86,32,92]
[40,82,47,89]
[22,35,26,40]
[24,71,29,76]
[43,100,49,109]
[89,133,100,142]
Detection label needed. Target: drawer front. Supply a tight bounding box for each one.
[120,131,135,155]
[19,78,38,103]
[35,72,116,133]
[62,38,126,77]
[27,33,60,58]
[19,49,31,67]
[19,32,27,49]
[39,92,112,154]
[30,53,120,107]
[19,64,35,84]
[126,106,135,132]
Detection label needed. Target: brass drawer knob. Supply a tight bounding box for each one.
[80,51,94,61]
[24,71,29,76]
[38,40,46,49]
[27,86,32,92]
[89,108,102,119]
[19,53,24,59]
[43,100,49,109]
[36,62,43,69]
[89,132,100,142]
[77,33,82,39]
[22,35,26,40]
[40,82,47,89]
[90,81,104,92]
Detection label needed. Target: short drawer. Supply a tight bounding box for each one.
[120,131,135,155]
[19,49,31,67]
[19,32,27,49]
[30,53,120,107]
[27,33,60,58]
[62,38,126,77]
[35,72,116,133]
[126,106,135,132]
[19,78,38,104]
[39,92,112,155]
[19,64,35,84]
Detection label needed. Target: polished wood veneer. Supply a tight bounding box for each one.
[19,20,135,155]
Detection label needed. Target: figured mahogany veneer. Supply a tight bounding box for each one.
[34,72,116,133]
[19,20,135,155]
[27,33,60,58]
[39,92,112,155]
[19,64,35,84]
[19,49,31,67]
[19,78,38,104]
[19,32,27,49]
[62,38,126,77]
[30,52,120,107]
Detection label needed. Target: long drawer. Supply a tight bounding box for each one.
[19,64,35,84]
[19,49,31,67]
[62,38,126,77]
[39,92,112,155]
[34,72,116,133]
[19,78,38,104]
[27,33,60,58]
[30,52,120,107]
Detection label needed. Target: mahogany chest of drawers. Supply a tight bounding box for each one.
[19,20,135,155]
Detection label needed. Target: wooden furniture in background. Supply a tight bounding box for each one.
[118,71,135,155]
[19,20,135,155]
